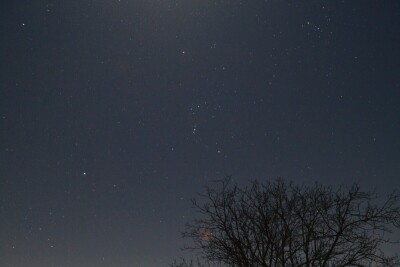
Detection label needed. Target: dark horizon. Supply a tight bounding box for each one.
[1,1,400,266]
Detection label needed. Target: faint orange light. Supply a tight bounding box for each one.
[199,229,212,241]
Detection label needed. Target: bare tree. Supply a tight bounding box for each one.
[174,177,400,267]
[171,257,224,267]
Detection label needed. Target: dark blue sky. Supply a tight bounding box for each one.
[1,1,400,266]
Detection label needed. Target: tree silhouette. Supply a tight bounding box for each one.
[173,177,400,267]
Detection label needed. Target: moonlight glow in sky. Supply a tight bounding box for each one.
[1,1,400,266]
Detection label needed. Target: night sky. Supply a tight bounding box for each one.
[1,1,400,266]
